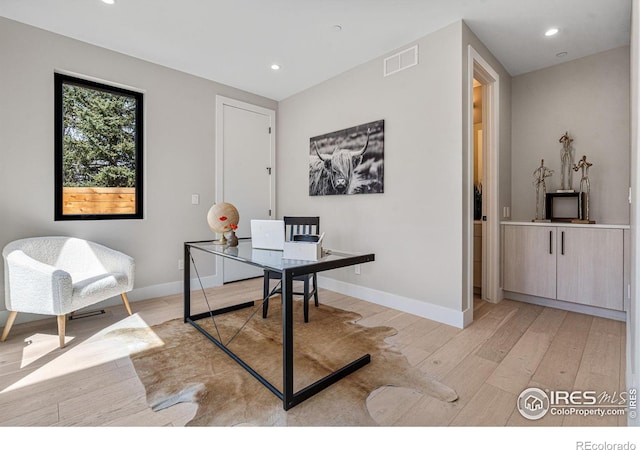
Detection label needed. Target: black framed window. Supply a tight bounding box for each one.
[54,73,143,220]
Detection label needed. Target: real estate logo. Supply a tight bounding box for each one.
[517,387,550,420]
[518,387,635,420]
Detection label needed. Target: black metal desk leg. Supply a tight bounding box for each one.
[282,270,294,410]
[183,243,191,322]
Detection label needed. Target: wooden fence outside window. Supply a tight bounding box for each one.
[62,187,136,215]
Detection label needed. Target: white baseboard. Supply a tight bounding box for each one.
[317,276,465,328]
[0,275,220,327]
[503,291,627,322]
[1,275,469,329]
[126,275,219,302]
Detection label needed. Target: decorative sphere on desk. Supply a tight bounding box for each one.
[207,202,239,245]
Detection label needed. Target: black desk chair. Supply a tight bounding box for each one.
[262,216,320,323]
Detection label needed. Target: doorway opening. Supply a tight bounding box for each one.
[473,78,484,299]
[465,46,501,327]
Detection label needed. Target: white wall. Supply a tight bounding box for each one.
[0,16,512,329]
[511,46,630,224]
[0,17,277,322]
[277,21,510,326]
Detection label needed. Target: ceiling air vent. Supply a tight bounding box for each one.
[383,45,418,77]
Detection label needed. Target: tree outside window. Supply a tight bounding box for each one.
[54,73,143,220]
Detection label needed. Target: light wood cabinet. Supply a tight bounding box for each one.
[502,223,624,311]
[555,227,623,310]
[503,225,556,299]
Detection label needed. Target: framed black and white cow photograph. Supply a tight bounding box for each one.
[309,119,384,196]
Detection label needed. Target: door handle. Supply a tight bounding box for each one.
[561,231,565,255]
[549,231,552,254]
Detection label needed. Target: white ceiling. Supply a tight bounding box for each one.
[0,0,632,101]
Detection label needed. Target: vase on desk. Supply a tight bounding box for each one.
[227,230,238,247]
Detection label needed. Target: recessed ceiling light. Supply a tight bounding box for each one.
[270,64,281,71]
[545,28,559,37]
[101,0,116,4]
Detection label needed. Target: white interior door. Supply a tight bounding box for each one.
[216,97,275,283]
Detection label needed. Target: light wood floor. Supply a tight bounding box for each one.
[0,278,627,427]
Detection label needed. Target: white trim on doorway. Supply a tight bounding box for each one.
[213,96,276,285]
[465,46,501,326]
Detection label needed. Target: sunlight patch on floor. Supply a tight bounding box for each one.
[1,313,164,393]
[18,333,74,369]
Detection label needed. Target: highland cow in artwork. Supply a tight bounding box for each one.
[309,120,384,196]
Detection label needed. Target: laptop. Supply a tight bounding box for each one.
[250,219,285,250]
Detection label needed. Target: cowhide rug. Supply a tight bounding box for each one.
[110,300,457,426]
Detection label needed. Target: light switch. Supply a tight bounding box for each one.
[191,194,200,205]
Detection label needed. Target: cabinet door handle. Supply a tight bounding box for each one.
[561,231,565,255]
[549,231,553,254]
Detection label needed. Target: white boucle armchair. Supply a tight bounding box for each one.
[1,236,134,348]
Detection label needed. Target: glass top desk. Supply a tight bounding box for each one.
[183,239,375,410]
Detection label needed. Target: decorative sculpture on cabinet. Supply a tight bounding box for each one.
[572,155,595,224]
[558,132,575,192]
[532,159,553,222]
